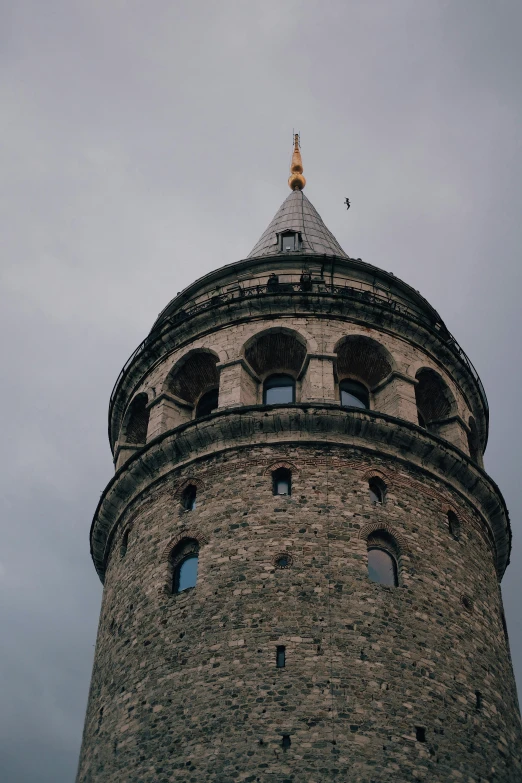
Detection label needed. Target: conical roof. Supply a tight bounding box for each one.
[247,189,348,259]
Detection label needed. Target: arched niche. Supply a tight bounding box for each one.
[334,335,393,411]
[242,328,308,404]
[121,393,150,445]
[166,349,220,417]
[415,368,456,425]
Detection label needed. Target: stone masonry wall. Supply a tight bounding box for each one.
[77,444,521,783]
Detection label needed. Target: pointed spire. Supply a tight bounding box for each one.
[288,133,306,191]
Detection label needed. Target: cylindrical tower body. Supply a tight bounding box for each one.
[77,183,521,782]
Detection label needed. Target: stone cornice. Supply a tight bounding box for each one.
[92,405,509,584]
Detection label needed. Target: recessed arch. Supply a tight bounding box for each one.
[334,335,393,389]
[243,327,307,379]
[121,393,150,445]
[165,349,220,413]
[415,368,456,424]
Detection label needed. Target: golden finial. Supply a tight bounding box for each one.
[288,133,306,191]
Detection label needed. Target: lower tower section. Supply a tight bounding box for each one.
[77,409,522,782]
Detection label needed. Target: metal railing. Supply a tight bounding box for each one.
[109,278,488,437]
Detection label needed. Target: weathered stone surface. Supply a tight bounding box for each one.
[78,444,521,782]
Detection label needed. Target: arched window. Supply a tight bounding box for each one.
[263,374,295,405]
[447,510,461,540]
[195,388,219,418]
[272,467,291,496]
[123,393,150,445]
[367,531,399,587]
[415,368,455,428]
[181,484,197,511]
[369,477,386,504]
[171,539,199,594]
[340,379,369,409]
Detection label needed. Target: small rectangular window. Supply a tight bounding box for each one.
[282,234,296,251]
[276,645,286,668]
[415,726,426,743]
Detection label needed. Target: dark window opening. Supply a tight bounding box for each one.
[275,555,290,568]
[281,232,298,252]
[181,484,197,511]
[281,734,291,749]
[369,477,386,505]
[195,388,219,418]
[263,374,295,405]
[417,410,426,428]
[120,530,129,558]
[475,691,482,710]
[416,726,426,743]
[340,379,369,409]
[273,467,291,496]
[447,510,460,540]
[276,646,286,668]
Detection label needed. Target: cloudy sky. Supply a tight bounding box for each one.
[2,1,522,780]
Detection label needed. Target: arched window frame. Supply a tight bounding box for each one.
[169,538,200,595]
[339,378,370,409]
[122,393,150,445]
[414,368,456,430]
[263,373,296,405]
[272,467,292,496]
[181,484,197,511]
[368,476,387,505]
[366,530,400,587]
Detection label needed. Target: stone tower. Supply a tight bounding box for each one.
[77,137,521,782]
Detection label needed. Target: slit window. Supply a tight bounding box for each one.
[273,467,291,496]
[475,691,482,710]
[276,646,286,668]
[181,484,197,511]
[416,726,426,743]
[369,477,386,504]
[447,510,460,540]
[340,379,369,409]
[281,734,291,749]
[263,374,295,405]
[195,388,219,418]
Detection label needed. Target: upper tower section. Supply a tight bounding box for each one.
[99,139,506,581]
